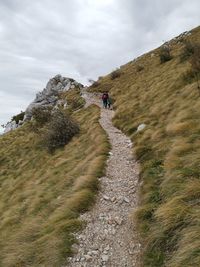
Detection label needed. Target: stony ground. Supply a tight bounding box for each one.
[66,92,141,267]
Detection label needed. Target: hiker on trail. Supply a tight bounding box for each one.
[107,96,112,109]
[102,92,109,108]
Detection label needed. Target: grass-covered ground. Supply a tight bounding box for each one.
[90,26,200,267]
[62,88,86,112]
[0,104,109,267]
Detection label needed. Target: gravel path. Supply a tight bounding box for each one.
[66,92,141,267]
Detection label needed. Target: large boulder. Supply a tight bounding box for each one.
[24,74,83,120]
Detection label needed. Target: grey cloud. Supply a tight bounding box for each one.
[0,0,200,131]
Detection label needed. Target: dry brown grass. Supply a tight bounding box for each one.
[0,104,109,267]
[62,88,85,111]
[89,26,200,267]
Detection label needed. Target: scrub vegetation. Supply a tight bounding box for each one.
[90,26,200,267]
[0,104,109,267]
[63,88,86,112]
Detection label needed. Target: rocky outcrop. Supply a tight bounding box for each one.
[4,120,18,133]
[24,74,83,120]
[3,74,83,134]
[3,119,23,133]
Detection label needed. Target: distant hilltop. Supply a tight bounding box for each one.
[3,74,83,133]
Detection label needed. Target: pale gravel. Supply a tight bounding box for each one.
[65,92,141,267]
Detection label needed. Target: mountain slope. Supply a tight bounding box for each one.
[90,26,200,267]
[0,104,109,266]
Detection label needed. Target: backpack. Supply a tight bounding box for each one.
[102,93,108,100]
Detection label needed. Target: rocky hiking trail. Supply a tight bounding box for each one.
[66,92,141,267]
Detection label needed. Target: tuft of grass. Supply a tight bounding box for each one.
[136,64,145,72]
[89,25,200,267]
[0,104,109,267]
[63,88,86,111]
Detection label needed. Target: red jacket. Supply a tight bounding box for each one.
[102,93,109,100]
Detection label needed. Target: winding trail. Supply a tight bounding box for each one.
[67,92,141,267]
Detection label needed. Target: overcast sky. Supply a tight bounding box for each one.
[0,0,200,131]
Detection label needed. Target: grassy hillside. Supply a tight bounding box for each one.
[0,104,109,266]
[90,26,200,267]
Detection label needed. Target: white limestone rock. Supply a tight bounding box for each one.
[4,120,18,133]
[137,123,146,132]
[3,74,83,134]
[24,74,83,121]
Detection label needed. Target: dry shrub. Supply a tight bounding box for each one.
[181,69,197,85]
[182,43,200,96]
[190,44,200,83]
[190,44,200,66]
[159,45,173,63]
[110,69,121,80]
[31,106,52,131]
[180,41,200,62]
[11,111,25,124]
[42,110,79,153]
[136,64,144,72]
[180,41,195,61]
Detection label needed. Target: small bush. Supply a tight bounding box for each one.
[11,111,25,124]
[159,45,172,63]
[190,44,200,95]
[180,41,196,62]
[182,43,200,93]
[180,41,200,61]
[42,110,79,153]
[31,106,52,133]
[190,45,200,74]
[136,64,144,72]
[182,69,196,84]
[110,69,121,80]
[32,106,52,127]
